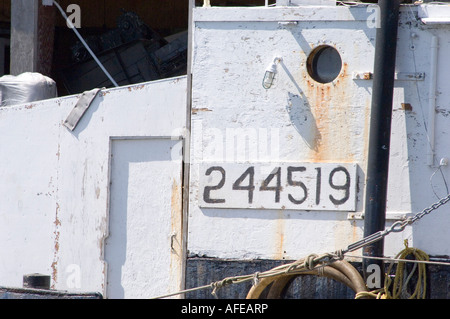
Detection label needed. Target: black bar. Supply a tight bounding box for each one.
[23,273,51,290]
[363,0,400,283]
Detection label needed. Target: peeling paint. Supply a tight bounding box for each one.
[169,178,184,295]
[273,210,285,260]
[192,107,212,114]
[127,84,145,92]
[401,103,413,111]
[170,179,182,256]
[51,203,61,289]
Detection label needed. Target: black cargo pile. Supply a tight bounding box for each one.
[61,11,187,94]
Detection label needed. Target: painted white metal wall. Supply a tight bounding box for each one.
[0,76,187,298]
[188,5,450,261]
[106,138,184,299]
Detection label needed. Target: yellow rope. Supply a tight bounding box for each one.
[356,240,429,299]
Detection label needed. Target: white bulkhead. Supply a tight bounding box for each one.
[188,4,450,261]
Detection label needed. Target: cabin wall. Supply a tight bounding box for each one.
[188,5,450,262]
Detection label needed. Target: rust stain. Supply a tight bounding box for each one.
[56,144,60,159]
[128,84,145,92]
[51,203,61,289]
[351,219,359,244]
[401,103,413,111]
[170,179,182,253]
[273,210,285,260]
[303,61,353,163]
[169,178,183,287]
[192,107,212,114]
[363,72,373,80]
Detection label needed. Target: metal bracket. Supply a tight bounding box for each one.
[347,212,408,221]
[63,88,103,131]
[395,72,425,81]
[353,72,425,81]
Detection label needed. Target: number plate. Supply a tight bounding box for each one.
[199,163,357,211]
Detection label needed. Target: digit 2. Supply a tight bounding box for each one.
[203,166,226,204]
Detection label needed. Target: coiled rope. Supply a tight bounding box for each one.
[355,240,430,299]
[246,258,368,299]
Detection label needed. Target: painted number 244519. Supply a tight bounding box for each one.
[199,163,357,211]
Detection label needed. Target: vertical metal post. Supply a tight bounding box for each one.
[427,36,439,167]
[179,0,195,299]
[10,0,39,75]
[363,0,400,284]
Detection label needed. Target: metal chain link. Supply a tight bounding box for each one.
[342,193,450,255]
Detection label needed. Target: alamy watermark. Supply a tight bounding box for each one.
[366,264,382,289]
[171,123,281,164]
[65,264,82,289]
[366,5,381,29]
[65,4,81,29]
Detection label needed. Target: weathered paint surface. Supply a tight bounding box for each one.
[188,5,450,261]
[0,76,187,297]
[105,138,184,299]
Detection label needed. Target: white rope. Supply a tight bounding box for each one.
[345,254,450,267]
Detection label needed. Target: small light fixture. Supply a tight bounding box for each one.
[262,57,282,89]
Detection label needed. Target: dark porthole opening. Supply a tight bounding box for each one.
[306,45,342,84]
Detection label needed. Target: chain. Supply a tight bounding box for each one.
[341,193,450,255]
[410,194,450,224]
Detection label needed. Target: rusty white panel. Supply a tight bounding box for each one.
[388,6,450,257]
[189,5,376,260]
[188,4,450,261]
[0,76,187,297]
[199,162,357,211]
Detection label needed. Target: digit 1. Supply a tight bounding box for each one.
[315,167,321,205]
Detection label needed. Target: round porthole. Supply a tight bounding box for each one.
[306,45,342,84]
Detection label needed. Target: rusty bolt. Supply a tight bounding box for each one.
[363,72,373,80]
